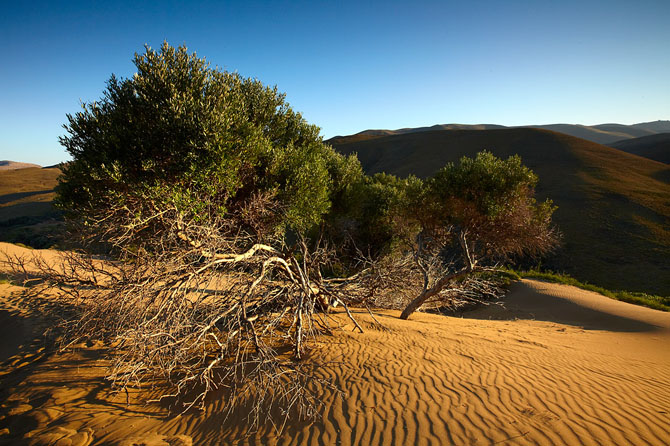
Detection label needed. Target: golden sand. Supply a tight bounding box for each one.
[1,243,668,445]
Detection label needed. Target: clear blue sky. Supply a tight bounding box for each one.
[1,0,669,165]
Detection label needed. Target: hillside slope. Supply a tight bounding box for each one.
[532,123,656,144]
[330,128,670,295]
[330,121,670,150]
[537,121,670,145]
[609,133,670,164]
[0,166,62,247]
[0,160,42,171]
[328,124,506,145]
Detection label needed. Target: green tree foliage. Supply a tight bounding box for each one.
[423,151,556,258]
[57,42,358,241]
[397,151,558,319]
[44,42,559,423]
[316,170,423,267]
[48,43,372,422]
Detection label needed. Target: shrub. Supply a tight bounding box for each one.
[397,151,558,319]
[58,42,357,242]
[49,42,366,427]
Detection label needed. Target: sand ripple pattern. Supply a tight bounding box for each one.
[205,280,670,446]
[1,278,669,445]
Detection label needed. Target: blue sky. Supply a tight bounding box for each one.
[1,0,669,165]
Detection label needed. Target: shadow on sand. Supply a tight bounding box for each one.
[461,281,662,333]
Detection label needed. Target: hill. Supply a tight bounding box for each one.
[0,160,42,171]
[608,133,670,164]
[329,124,505,145]
[532,123,653,144]
[535,121,670,145]
[631,120,670,133]
[329,128,670,296]
[330,120,670,150]
[0,166,63,247]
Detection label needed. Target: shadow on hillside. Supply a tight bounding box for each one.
[652,169,670,184]
[0,189,55,205]
[0,201,56,222]
[461,283,661,333]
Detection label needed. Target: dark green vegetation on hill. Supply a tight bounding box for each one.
[609,133,670,164]
[330,128,670,296]
[0,166,63,248]
[57,43,361,239]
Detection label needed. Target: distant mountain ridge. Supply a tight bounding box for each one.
[608,133,670,164]
[329,120,670,147]
[329,127,670,296]
[0,160,42,171]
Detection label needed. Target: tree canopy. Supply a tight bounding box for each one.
[48,42,558,424]
[57,42,360,241]
[52,42,371,423]
[396,151,558,319]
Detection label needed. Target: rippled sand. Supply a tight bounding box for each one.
[1,243,668,445]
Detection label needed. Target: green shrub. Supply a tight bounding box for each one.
[57,42,359,244]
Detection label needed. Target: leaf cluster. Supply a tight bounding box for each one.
[419,151,557,259]
[57,42,357,243]
[329,151,557,266]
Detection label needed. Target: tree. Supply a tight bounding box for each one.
[323,172,421,261]
[50,42,367,426]
[57,42,354,239]
[397,151,558,319]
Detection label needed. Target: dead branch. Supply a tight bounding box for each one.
[3,199,367,432]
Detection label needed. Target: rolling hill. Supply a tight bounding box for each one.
[0,160,42,171]
[535,121,670,145]
[329,128,670,296]
[328,124,506,145]
[330,120,670,150]
[0,165,63,247]
[608,133,670,164]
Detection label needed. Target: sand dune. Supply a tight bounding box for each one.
[1,245,669,445]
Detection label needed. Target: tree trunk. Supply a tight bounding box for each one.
[399,267,471,319]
